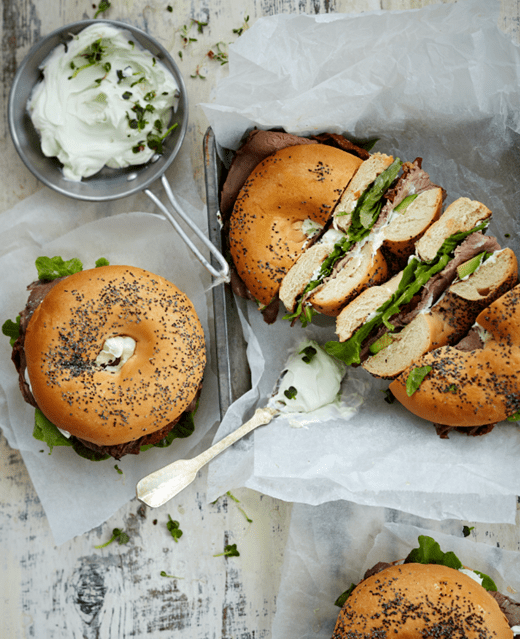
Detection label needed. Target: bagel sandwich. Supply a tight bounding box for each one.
[332,535,518,638]
[228,142,364,320]
[281,156,445,325]
[3,256,206,460]
[324,198,514,378]
[389,283,520,433]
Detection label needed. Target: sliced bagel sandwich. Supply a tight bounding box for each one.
[281,156,445,324]
[325,198,517,378]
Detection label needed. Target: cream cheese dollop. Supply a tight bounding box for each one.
[28,23,180,181]
[95,336,136,372]
[271,339,347,413]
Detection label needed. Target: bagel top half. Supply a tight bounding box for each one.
[332,562,512,639]
[24,265,206,446]
[228,144,362,306]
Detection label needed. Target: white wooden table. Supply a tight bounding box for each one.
[2,1,520,638]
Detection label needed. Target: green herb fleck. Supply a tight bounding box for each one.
[68,39,106,78]
[300,345,317,364]
[94,528,130,548]
[167,5,173,12]
[214,543,240,558]
[160,570,183,578]
[207,42,228,65]
[226,491,253,523]
[114,464,123,475]
[146,122,179,154]
[284,386,298,400]
[166,515,183,542]
[233,15,250,36]
[462,525,474,537]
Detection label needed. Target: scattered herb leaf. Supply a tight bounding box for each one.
[94,528,130,548]
[462,525,474,537]
[166,515,183,542]
[214,543,240,558]
[160,570,183,578]
[226,491,253,523]
[114,464,123,475]
[94,0,111,18]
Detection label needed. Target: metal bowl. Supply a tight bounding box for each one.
[8,19,188,202]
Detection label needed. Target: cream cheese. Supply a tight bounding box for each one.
[28,23,180,181]
[270,339,346,413]
[95,336,136,372]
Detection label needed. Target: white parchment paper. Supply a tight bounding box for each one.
[0,148,220,545]
[203,0,520,523]
[272,505,520,639]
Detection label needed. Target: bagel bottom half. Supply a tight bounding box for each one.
[389,283,520,427]
[23,265,206,455]
[332,562,512,639]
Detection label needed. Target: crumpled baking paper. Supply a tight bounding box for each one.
[203,0,520,524]
[271,505,520,639]
[0,147,220,545]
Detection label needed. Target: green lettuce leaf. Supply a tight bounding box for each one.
[33,408,73,453]
[35,256,84,281]
[406,365,432,396]
[406,535,497,592]
[406,535,462,569]
[2,316,20,347]
[324,220,489,365]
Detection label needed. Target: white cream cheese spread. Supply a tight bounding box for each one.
[95,336,136,372]
[271,339,346,413]
[28,23,180,181]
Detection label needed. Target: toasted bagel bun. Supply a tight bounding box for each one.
[389,283,520,426]
[335,272,403,342]
[279,233,340,313]
[332,562,512,638]
[228,144,363,306]
[363,248,518,379]
[24,265,206,446]
[382,186,444,261]
[416,196,492,262]
[308,240,388,316]
[333,152,394,233]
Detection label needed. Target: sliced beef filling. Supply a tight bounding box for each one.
[434,423,496,439]
[12,277,66,407]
